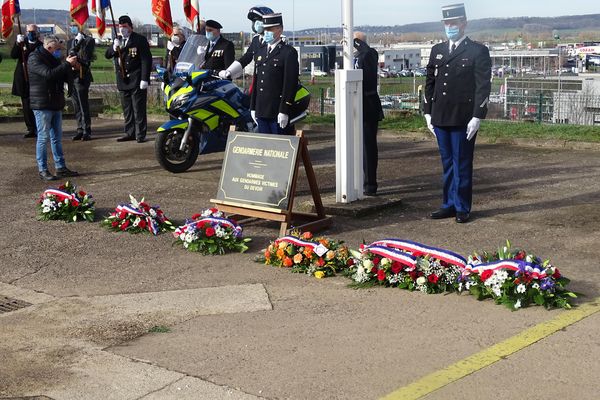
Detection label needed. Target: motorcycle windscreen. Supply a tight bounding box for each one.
[174,34,210,74]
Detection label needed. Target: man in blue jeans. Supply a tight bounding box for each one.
[28,35,80,181]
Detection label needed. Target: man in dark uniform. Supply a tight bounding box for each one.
[354,32,384,196]
[201,20,235,71]
[11,24,42,138]
[218,6,273,81]
[67,22,96,141]
[105,15,152,143]
[424,3,491,223]
[250,13,299,134]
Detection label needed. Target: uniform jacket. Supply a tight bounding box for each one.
[10,40,43,97]
[68,34,95,84]
[424,37,492,127]
[165,42,185,72]
[354,39,384,122]
[202,36,235,71]
[250,40,299,119]
[27,46,72,111]
[238,35,264,68]
[105,31,152,91]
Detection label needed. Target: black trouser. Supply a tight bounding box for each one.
[71,80,92,137]
[21,96,36,135]
[363,119,379,193]
[120,86,147,140]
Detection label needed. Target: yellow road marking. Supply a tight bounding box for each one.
[381,298,600,400]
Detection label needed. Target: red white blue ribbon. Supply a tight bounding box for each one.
[367,239,467,268]
[116,204,146,217]
[115,204,159,235]
[365,245,417,269]
[277,236,319,250]
[43,189,80,207]
[465,260,548,279]
[174,217,242,236]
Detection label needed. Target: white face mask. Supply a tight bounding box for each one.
[119,27,130,38]
[171,35,181,46]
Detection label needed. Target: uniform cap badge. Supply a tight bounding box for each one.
[436,54,443,60]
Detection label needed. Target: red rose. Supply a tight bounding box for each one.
[138,219,147,229]
[192,213,202,220]
[371,267,378,274]
[373,257,381,266]
[205,227,215,237]
[428,274,439,284]
[210,207,218,214]
[118,211,126,220]
[78,191,86,197]
[317,257,325,267]
[346,259,355,266]
[120,220,130,230]
[391,262,402,274]
[481,270,493,282]
[552,268,561,279]
[408,271,418,280]
[377,269,386,282]
[111,221,119,228]
[359,244,366,251]
[515,251,526,260]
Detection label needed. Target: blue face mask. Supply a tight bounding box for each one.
[254,20,264,34]
[27,31,37,42]
[70,26,79,35]
[445,25,461,41]
[206,31,215,41]
[52,49,62,59]
[263,30,276,44]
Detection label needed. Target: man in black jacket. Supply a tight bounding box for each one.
[250,13,299,134]
[354,32,384,196]
[201,20,235,71]
[11,24,42,138]
[28,35,80,181]
[424,3,491,223]
[67,22,96,141]
[105,15,152,143]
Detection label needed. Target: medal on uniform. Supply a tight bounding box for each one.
[258,56,262,61]
[434,68,438,77]
[436,54,443,60]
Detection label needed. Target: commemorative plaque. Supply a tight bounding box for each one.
[216,132,300,210]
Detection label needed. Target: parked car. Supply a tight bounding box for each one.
[312,70,328,77]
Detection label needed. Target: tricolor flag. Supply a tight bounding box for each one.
[70,0,89,29]
[183,0,199,30]
[91,0,110,37]
[1,0,20,39]
[152,0,173,36]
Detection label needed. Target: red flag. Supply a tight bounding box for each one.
[152,0,173,36]
[183,0,199,29]
[91,0,109,37]
[1,0,20,39]
[70,0,89,29]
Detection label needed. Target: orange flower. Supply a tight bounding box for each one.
[276,248,285,259]
[283,257,293,267]
[303,247,314,258]
[318,239,329,247]
[325,250,336,260]
[264,250,271,259]
[302,231,313,240]
[293,253,303,264]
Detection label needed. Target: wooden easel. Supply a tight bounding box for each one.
[211,130,332,236]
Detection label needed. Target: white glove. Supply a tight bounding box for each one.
[225,61,243,80]
[75,32,84,42]
[250,110,257,123]
[17,34,25,44]
[196,45,206,56]
[140,80,149,90]
[218,70,230,79]
[166,40,175,51]
[424,114,435,136]
[278,113,289,129]
[113,38,121,51]
[466,117,481,141]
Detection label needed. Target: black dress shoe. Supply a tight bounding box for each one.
[24,132,36,138]
[56,167,79,178]
[73,133,83,141]
[364,191,377,197]
[39,170,57,181]
[117,136,135,142]
[136,137,147,143]
[430,208,456,219]
[456,212,470,223]
[82,136,92,141]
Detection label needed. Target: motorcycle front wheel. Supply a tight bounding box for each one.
[155,129,200,173]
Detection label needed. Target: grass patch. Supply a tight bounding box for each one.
[148,325,170,333]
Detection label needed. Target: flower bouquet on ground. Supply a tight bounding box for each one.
[36,181,95,222]
[259,230,350,278]
[101,195,174,235]
[173,208,251,255]
[459,240,577,310]
[346,239,467,293]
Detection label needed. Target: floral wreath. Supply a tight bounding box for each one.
[102,195,173,235]
[37,181,95,222]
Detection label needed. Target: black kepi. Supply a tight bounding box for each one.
[441,3,466,21]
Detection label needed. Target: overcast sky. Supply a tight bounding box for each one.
[22,0,600,32]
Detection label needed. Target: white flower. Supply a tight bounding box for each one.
[149,209,157,217]
[380,258,391,267]
[183,242,189,249]
[201,209,212,217]
[213,211,224,218]
[516,284,527,294]
[492,285,502,297]
[514,299,522,309]
[362,259,373,269]
[133,217,141,227]
[526,255,534,263]
[352,265,370,283]
[532,283,540,290]
[458,282,463,292]
[416,276,427,285]
[42,206,51,213]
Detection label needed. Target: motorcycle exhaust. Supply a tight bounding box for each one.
[179,117,194,152]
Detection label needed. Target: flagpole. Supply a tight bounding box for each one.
[107,3,125,79]
[15,14,28,83]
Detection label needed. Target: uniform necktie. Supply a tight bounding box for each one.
[450,43,456,53]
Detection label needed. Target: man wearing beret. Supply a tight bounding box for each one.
[424,3,491,223]
[250,13,299,134]
[105,15,152,143]
[201,20,235,71]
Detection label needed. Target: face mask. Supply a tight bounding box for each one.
[254,20,264,34]
[119,27,130,38]
[263,30,276,44]
[52,49,62,59]
[171,35,181,46]
[27,31,37,42]
[445,25,461,41]
[205,31,215,41]
[70,26,79,35]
